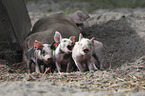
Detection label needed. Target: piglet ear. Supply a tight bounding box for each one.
[54,31,62,43]
[51,42,57,50]
[34,40,42,49]
[69,36,75,43]
[91,37,95,45]
[79,33,83,42]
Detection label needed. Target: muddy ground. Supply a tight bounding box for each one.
[0,0,145,96]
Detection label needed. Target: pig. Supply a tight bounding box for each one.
[26,40,55,73]
[31,11,89,34]
[67,10,90,30]
[72,33,104,72]
[53,31,76,72]
[68,10,90,24]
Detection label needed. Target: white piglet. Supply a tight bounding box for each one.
[72,33,104,72]
[54,31,76,72]
[72,33,96,72]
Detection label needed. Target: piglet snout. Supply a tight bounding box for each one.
[67,45,73,50]
[47,57,52,61]
[44,57,53,64]
[83,48,89,54]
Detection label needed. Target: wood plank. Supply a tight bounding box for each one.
[1,0,31,50]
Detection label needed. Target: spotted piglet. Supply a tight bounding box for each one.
[26,40,55,73]
[54,31,76,73]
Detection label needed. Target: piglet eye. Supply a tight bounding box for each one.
[71,42,74,45]
[42,50,45,54]
[63,40,66,42]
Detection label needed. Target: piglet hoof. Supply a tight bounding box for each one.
[94,68,98,71]
[89,70,95,73]
[33,71,41,75]
[58,71,62,75]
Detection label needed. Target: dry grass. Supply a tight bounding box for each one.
[0,57,145,93]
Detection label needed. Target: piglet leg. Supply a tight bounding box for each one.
[87,60,94,72]
[27,60,31,73]
[74,60,86,72]
[35,61,40,73]
[56,62,61,73]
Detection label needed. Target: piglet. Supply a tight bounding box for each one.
[54,31,76,72]
[72,33,95,72]
[26,40,55,73]
[72,33,104,72]
[92,40,104,70]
